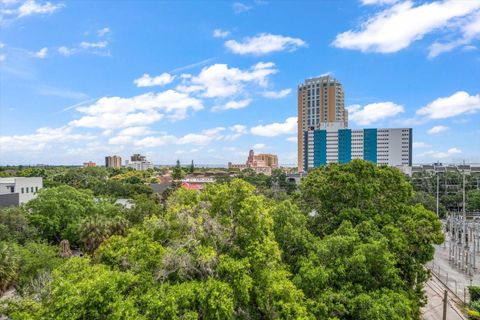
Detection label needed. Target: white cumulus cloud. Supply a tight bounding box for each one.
[182,62,277,98]
[212,99,252,111]
[251,117,297,137]
[413,142,430,148]
[233,2,251,14]
[132,127,227,148]
[252,143,266,150]
[347,102,404,125]
[58,46,75,56]
[262,88,291,99]
[213,29,230,38]
[134,73,175,87]
[427,125,449,135]
[419,147,462,159]
[116,126,153,137]
[225,33,307,55]
[222,124,247,141]
[333,1,480,54]
[417,91,480,119]
[229,124,247,134]
[32,47,48,58]
[428,12,480,58]
[0,126,94,152]
[17,0,64,17]
[361,0,397,5]
[133,135,177,148]
[70,90,203,129]
[80,41,108,49]
[97,27,110,36]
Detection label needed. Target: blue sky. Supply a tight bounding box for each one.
[0,0,479,166]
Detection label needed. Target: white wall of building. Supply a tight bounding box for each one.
[0,177,43,205]
[351,130,364,160]
[125,160,154,171]
[326,131,338,163]
[15,177,43,204]
[377,128,411,166]
[303,127,411,168]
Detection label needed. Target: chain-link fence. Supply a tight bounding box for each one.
[427,261,471,304]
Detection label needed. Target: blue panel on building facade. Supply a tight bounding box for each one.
[338,129,351,164]
[313,130,326,167]
[363,129,377,163]
[303,131,309,171]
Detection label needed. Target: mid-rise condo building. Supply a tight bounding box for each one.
[105,155,122,168]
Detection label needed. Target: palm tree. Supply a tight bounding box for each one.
[78,215,110,254]
[0,242,20,294]
[78,215,128,254]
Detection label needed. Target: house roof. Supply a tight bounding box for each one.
[181,182,203,190]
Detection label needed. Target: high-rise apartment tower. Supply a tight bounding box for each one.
[105,155,122,168]
[297,76,412,172]
[297,76,348,171]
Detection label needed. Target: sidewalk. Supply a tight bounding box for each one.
[422,276,466,320]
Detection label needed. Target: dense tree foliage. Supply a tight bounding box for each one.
[467,190,480,212]
[410,170,480,215]
[296,161,443,318]
[0,241,61,295]
[26,186,98,244]
[0,207,38,244]
[1,160,444,319]
[410,190,446,217]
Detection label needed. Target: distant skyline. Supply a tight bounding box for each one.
[1,0,480,165]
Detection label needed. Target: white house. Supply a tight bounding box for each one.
[0,177,43,207]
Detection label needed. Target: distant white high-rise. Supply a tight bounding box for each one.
[125,154,153,170]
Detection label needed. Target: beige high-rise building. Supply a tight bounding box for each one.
[228,149,279,175]
[105,155,122,168]
[247,150,278,168]
[297,76,347,172]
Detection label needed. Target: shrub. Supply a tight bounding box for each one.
[470,286,480,302]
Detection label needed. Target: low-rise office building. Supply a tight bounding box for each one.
[0,177,43,207]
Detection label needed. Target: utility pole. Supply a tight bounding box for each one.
[463,169,467,272]
[464,170,466,222]
[437,173,439,217]
[442,290,448,320]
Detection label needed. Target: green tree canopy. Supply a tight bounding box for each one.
[467,190,480,212]
[26,186,98,244]
[0,207,37,244]
[2,161,445,320]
